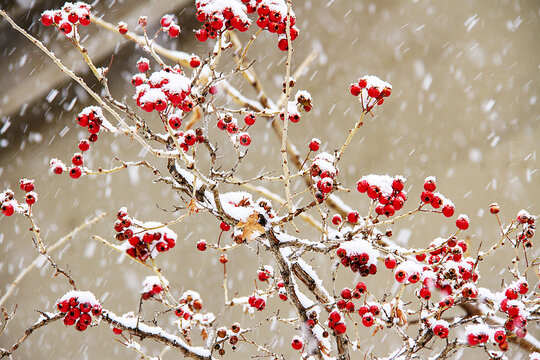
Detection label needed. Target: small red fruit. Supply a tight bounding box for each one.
[196,240,207,251]
[168,25,180,37]
[189,55,201,68]
[291,337,303,350]
[455,214,469,230]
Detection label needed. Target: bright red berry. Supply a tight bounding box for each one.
[291,337,303,350]
[220,221,230,231]
[442,204,455,217]
[168,24,180,37]
[189,55,201,68]
[196,240,207,251]
[455,214,469,230]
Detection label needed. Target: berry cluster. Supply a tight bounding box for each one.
[295,90,313,112]
[215,323,242,355]
[429,319,449,339]
[327,310,347,335]
[335,281,372,316]
[194,0,251,42]
[174,291,203,321]
[174,128,206,152]
[216,113,254,147]
[114,207,178,262]
[356,174,408,218]
[253,0,299,51]
[257,265,274,281]
[40,2,91,38]
[141,276,168,300]
[279,101,301,123]
[516,209,536,247]
[309,152,338,202]
[50,106,108,179]
[499,279,530,340]
[133,64,192,114]
[349,75,392,112]
[419,177,457,219]
[247,293,266,311]
[56,290,101,332]
[1,179,37,217]
[336,239,379,279]
[159,14,181,38]
[464,324,509,351]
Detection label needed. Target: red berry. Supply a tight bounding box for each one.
[291,337,303,350]
[424,178,436,191]
[239,133,251,146]
[219,254,228,264]
[168,115,182,130]
[309,139,320,152]
[196,240,207,251]
[421,190,434,204]
[357,180,369,193]
[395,270,407,283]
[340,288,352,299]
[518,282,528,294]
[384,256,396,269]
[160,15,172,28]
[78,139,90,152]
[67,12,79,24]
[72,153,83,166]
[505,288,518,300]
[442,204,454,217]
[334,322,346,334]
[366,185,380,200]
[112,327,122,335]
[350,84,361,96]
[244,113,256,126]
[367,87,380,98]
[189,56,201,68]
[220,221,230,231]
[362,314,374,327]
[331,214,342,226]
[347,211,359,224]
[355,282,367,293]
[419,287,431,300]
[168,24,180,37]
[277,37,288,51]
[195,29,208,42]
[69,167,82,179]
[358,79,367,88]
[455,215,469,230]
[41,13,53,27]
[118,22,128,34]
[489,203,500,214]
[59,22,73,34]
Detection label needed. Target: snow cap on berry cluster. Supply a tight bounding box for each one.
[464,323,494,339]
[312,152,337,176]
[430,319,449,330]
[141,276,168,294]
[337,237,379,266]
[395,260,422,277]
[358,174,402,197]
[220,191,261,222]
[57,290,99,307]
[196,0,250,23]
[259,0,295,17]
[179,290,201,303]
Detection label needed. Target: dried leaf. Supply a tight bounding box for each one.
[395,307,407,326]
[200,328,208,341]
[187,198,199,216]
[237,213,265,242]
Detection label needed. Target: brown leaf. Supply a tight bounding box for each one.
[237,213,265,242]
[200,328,208,341]
[187,198,199,216]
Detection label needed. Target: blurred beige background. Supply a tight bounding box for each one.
[0,0,538,359]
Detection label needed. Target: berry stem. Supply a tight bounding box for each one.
[335,111,366,163]
[280,0,294,216]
